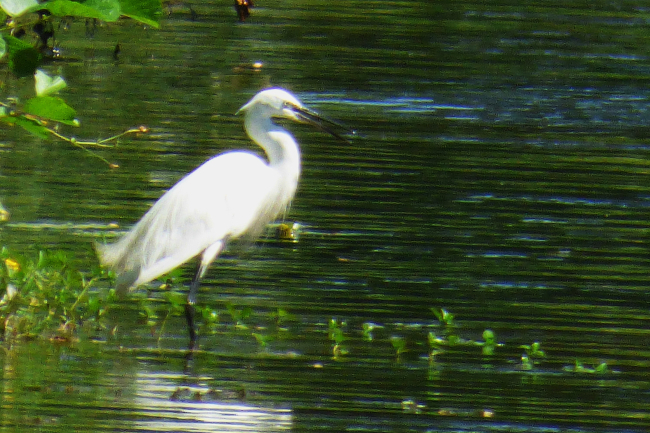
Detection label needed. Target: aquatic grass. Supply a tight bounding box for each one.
[520,341,546,370]
[226,303,253,330]
[362,321,382,342]
[390,335,407,360]
[0,257,617,383]
[477,329,497,356]
[563,359,609,374]
[0,247,116,343]
[427,308,501,360]
[269,308,295,327]
[329,318,348,358]
[133,274,297,349]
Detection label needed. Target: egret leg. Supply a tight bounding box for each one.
[185,273,201,350]
[184,240,226,351]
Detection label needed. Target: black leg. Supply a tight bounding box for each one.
[184,241,225,352]
[185,263,202,351]
[184,302,197,351]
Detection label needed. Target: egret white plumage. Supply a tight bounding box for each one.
[97,88,349,349]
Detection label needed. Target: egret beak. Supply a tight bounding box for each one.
[290,104,354,143]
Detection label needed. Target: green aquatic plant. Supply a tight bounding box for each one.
[427,331,444,361]
[252,332,273,348]
[0,200,9,222]
[563,360,608,374]
[432,307,462,346]
[199,306,219,334]
[390,335,407,360]
[362,321,382,342]
[427,310,503,362]
[520,341,546,370]
[328,318,348,358]
[0,248,114,342]
[432,308,455,327]
[477,329,497,356]
[226,303,253,330]
[269,308,295,327]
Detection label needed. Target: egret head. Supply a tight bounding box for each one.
[237,88,303,119]
[238,88,352,141]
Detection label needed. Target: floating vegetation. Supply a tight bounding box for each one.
[0,200,9,222]
[520,341,546,370]
[362,321,383,342]
[563,359,609,374]
[269,308,295,328]
[328,318,348,359]
[0,247,116,343]
[390,335,407,359]
[478,329,497,356]
[226,303,253,330]
[427,308,503,361]
[0,257,619,380]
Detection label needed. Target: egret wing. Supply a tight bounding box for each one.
[97,151,280,290]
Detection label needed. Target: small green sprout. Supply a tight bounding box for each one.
[0,248,117,342]
[252,332,272,348]
[479,329,497,356]
[564,360,608,374]
[428,331,445,362]
[521,341,546,358]
[269,308,295,326]
[199,307,219,334]
[329,318,348,358]
[520,341,546,370]
[201,307,219,324]
[401,399,425,414]
[390,336,407,359]
[163,291,187,314]
[432,308,455,327]
[362,322,383,341]
[226,304,252,330]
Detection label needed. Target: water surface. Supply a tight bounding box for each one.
[1,1,650,432]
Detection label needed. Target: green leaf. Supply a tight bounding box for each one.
[23,96,77,124]
[482,329,495,343]
[34,69,67,96]
[118,0,162,27]
[36,0,121,21]
[1,0,38,17]
[0,35,6,59]
[595,362,608,374]
[13,117,50,139]
[3,35,41,77]
[390,336,407,355]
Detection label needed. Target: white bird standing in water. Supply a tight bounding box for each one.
[97,88,349,350]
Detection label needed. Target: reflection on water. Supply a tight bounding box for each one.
[2,0,650,432]
[134,373,292,432]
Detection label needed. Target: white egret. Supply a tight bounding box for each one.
[97,88,349,349]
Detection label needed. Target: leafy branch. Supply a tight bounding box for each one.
[1,69,150,166]
[0,0,162,162]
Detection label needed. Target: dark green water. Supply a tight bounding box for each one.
[2,1,650,431]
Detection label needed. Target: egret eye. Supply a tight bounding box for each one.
[282,101,297,111]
